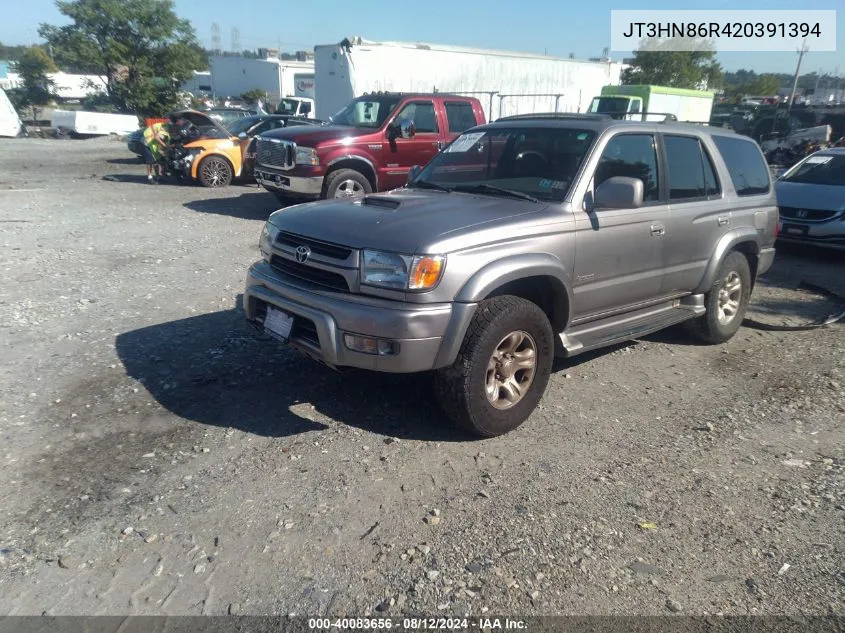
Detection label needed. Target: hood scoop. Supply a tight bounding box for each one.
[360,195,401,210]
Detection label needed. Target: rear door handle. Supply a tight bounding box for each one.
[718,216,730,226]
[650,224,665,236]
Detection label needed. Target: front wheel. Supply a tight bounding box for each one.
[198,156,233,188]
[686,251,752,344]
[324,168,372,199]
[434,295,554,438]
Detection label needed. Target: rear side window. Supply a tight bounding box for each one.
[711,135,770,196]
[444,101,477,133]
[664,135,721,200]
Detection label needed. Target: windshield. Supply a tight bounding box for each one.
[276,99,301,115]
[329,96,402,128]
[226,116,262,135]
[411,126,597,203]
[590,97,632,114]
[208,110,249,129]
[781,154,845,186]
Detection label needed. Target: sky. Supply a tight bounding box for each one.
[2,0,843,76]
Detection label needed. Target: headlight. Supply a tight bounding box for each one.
[295,146,319,166]
[259,222,281,260]
[361,250,445,291]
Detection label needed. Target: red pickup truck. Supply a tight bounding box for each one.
[253,92,486,200]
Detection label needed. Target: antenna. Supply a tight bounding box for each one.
[231,27,240,53]
[211,23,221,53]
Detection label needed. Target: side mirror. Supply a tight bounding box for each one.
[592,176,644,210]
[407,164,422,185]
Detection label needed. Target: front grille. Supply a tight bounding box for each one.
[270,255,350,292]
[779,206,839,222]
[257,137,295,170]
[277,231,352,261]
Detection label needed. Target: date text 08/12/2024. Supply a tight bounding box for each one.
[308,618,528,630]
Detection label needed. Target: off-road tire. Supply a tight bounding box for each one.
[197,155,233,188]
[686,250,752,344]
[323,169,372,199]
[434,295,554,438]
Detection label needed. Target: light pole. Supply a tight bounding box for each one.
[786,37,809,117]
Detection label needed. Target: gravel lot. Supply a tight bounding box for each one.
[0,137,843,617]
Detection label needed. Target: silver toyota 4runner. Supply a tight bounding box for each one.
[244,114,777,437]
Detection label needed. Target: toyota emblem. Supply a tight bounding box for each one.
[294,245,311,263]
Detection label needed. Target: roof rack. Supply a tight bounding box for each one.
[495,112,612,122]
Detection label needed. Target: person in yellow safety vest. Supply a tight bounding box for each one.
[142,121,171,184]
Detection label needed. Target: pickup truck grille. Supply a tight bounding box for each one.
[257,137,295,170]
[277,231,353,261]
[778,206,839,222]
[270,255,350,292]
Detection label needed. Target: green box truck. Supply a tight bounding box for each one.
[586,85,714,122]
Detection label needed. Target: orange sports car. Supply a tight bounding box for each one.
[165,110,318,187]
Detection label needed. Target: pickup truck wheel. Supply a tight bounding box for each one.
[434,296,553,438]
[198,156,233,188]
[324,169,372,199]
[686,251,752,344]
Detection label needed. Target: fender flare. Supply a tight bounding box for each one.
[325,155,379,190]
[455,252,574,327]
[694,227,761,294]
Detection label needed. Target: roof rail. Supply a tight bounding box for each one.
[495,112,612,121]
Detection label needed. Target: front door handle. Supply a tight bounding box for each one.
[650,224,665,236]
[434,141,444,150]
[717,215,730,226]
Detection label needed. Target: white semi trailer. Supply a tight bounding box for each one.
[313,37,624,122]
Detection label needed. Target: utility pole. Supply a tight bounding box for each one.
[786,37,809,116]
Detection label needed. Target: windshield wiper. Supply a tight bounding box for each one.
[412,179,452,193]
[452,184,539,203]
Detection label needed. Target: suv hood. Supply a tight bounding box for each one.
[259,124,379,146]
[269,189,550,253]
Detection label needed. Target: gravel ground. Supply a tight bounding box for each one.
[0,137,843,617]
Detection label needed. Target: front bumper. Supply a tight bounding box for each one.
[777,216,845,250]
[244,261,477,373]
[255,167,324,198]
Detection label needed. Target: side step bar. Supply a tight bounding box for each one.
[558,295,706,357]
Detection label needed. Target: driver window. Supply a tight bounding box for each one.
[395,101,438,134]
[594,134,659,202]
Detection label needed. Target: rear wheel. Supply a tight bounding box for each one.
[686,251,752,344]
[324,168,372,199]
[434,296,554,438]
[198,156,233,188]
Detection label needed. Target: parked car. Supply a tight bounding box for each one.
[127,128,144,157]
[163,111,317,187]
[204,107,258,129]
[243,114,778,437]
[253,92,486,201]
[775,147,845,250]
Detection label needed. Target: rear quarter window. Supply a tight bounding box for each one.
[711,135,771,196]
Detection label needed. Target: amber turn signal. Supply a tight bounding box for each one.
[408,255,445,290]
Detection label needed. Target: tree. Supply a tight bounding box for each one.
[622,38,722,90]
[745,74,783,96]
[10,47,57,124]
[241,88,267,104]
[39,0,205,116]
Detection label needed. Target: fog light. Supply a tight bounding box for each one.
[343,334,398,355]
